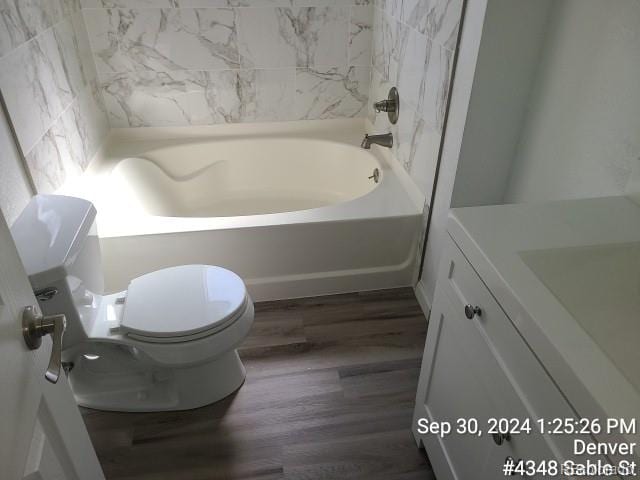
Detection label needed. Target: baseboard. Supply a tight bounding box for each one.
[413,279,431,319]
[245,264,415,301]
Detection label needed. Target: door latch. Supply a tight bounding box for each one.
[22,306,66,384]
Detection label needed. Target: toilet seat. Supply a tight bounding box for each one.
[121,265,248,344]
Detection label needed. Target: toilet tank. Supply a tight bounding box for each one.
[11,195,105,348]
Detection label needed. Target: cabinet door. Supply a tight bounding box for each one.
[414,238,614,480]
[413,261,496,479]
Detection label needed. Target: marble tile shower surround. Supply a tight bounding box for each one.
[0,0,459,199]
[0,0,109,195]
[368,0,462,278]
[369,0,461,194]
[81,1,374,127]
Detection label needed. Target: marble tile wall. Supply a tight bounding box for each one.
[81,0,374,127]
[369,0,462,198]
[368,0,463,276]
[0,0,110,194]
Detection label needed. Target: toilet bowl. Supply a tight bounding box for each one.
[11,195,255,412]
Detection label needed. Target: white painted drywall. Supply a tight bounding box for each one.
[451,0,552,207]
[420,0,640,305]
[0,107,32,225]
[420,0,551,304]
[505,0,640,203]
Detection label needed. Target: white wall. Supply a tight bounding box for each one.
[505,0,640,203]
[420,0,640,307]
[418,0,551,304]
[0,107,32,226]
[451,0,552,207]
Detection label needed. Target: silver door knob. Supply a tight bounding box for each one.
[22,306,66,384]
[464,305,482,319]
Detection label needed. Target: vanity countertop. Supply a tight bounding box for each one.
[448,196,640,446]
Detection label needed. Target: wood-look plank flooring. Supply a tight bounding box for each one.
[81,288,435,480]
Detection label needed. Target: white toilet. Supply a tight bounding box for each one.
[11,194,255,412]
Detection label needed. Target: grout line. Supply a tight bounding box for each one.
[376,2,456,53]
[79,8,110,128]
[0,6,83,63]
[0,89,38,194]
[79,2,369,10]
[0,9,94,155]
[347,5,353,67]
[23,84,94,158]
[96,65,369,76]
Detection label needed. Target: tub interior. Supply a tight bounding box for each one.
[111,138,381,217]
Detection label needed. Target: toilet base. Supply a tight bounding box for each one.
[69,349,247,412]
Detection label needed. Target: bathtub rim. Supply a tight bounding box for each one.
[103,118,425,206]
[59,119,425,239]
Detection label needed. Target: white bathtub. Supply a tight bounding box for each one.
[62,119,424,300]
[110,138,380,217]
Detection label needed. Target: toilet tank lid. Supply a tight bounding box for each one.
[11,195,97,285]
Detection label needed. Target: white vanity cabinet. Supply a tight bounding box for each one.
[413,234,611,480]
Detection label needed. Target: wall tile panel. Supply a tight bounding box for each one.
[369,0,460,198]
[83,2,371,126]
[0,2,110,194]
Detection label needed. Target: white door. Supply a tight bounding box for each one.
[0,206,104,480]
